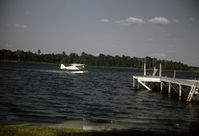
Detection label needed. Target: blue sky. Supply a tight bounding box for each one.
[0,0,199,66]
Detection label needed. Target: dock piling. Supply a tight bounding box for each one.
[144,63,146,76]
[179,84,182,98]
[160,81,163,93]
[159,63,162,77]
[173,70,176,78]
[168,82,171,94]
[133,78,135,88]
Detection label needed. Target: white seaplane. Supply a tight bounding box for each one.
[60,63,87,74]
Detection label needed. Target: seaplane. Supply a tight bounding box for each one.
[60,63,87,74]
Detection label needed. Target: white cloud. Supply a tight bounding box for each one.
[148,17,170,24]
[189,17,194,21]
[22,25,27,28]
[4,23,27,29]
[15,24,20,27]
[115,17,145,26]
[173,19,179,23]
[99,18,109,22]
[115,16,170,26]
[115,20,129,26]
[146,38,153,41]
[15,24,27,29]
[126,17,145,24]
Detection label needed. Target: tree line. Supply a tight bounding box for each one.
[0,49,190,70]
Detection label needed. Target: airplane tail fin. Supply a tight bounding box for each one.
[60,64,66,69]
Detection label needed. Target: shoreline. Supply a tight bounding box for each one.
[0,59,194,72]
[0,125,192,136]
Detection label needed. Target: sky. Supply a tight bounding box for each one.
[0,0,199,66]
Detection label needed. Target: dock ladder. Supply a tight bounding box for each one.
[186,82,197,102]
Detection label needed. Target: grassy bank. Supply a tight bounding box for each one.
[0,125,84,136]
[0,125,192,136]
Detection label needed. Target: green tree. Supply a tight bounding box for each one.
[0,49,192,70]
[15,50,24,61]
[37,49,41,55]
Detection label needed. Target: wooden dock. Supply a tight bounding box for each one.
[132,64,199,102]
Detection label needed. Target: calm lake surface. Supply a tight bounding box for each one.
[0,62,199,132]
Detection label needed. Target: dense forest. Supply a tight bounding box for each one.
[0,49,190,70]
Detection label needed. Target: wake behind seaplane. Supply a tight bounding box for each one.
[60,63,88,74]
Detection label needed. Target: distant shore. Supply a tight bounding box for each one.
[0,59,58,65]
[0,49,192,71]
[0,59,196,73]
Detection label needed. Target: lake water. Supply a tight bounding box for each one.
[0,62,199,133]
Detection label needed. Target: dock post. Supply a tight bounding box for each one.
[173,70,176,78]
[133,77,135,88]
[160,81,163,93]
[159,63,162,77]
[179,84,182,98]
[144,63,146,76]
[168,82,171,94]
[137,82,140,89]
